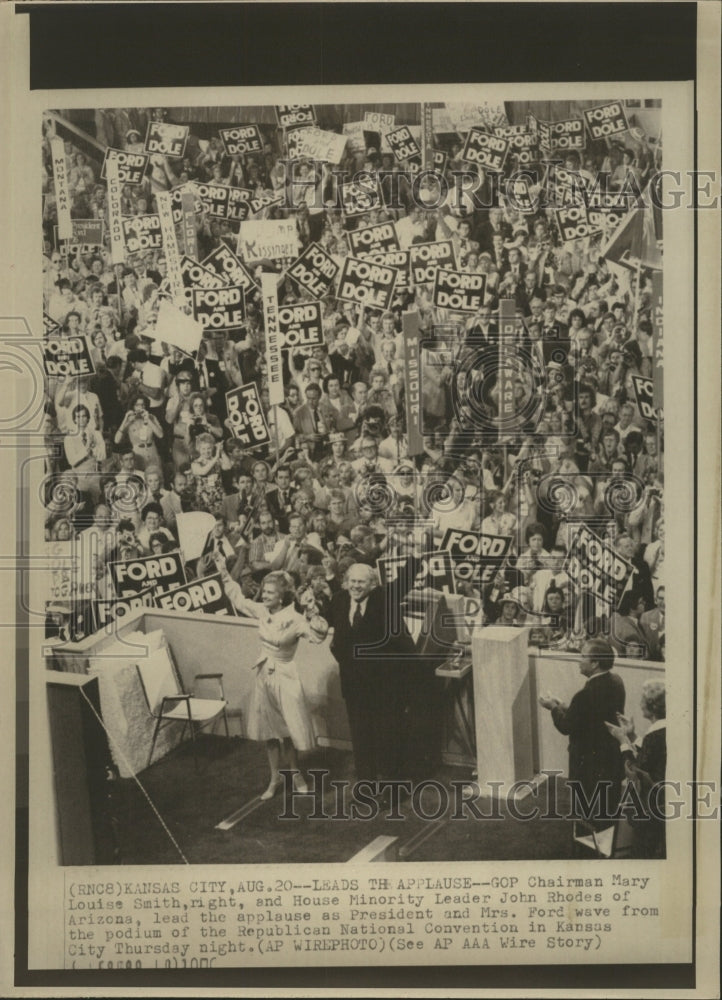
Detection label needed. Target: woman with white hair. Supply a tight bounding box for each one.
[215,558,329,800]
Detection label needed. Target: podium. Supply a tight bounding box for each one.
[471,627,536,796]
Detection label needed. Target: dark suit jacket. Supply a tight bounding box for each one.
[624,726,666,787]
[552,670,626,819]
[623,724,666,856]
[329,558,418,701]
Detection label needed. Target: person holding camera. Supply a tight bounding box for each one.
[113,395,163,472]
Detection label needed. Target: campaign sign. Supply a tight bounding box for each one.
[631,374,657,423]
[108,551,187,599]
[377,552,455,595]
[238,219,300,264]
[341,121,367,155]
[180,254,225,307]
[494,123,530,138]
[340,179,382,217]
[564,524,633,614]
[286,126,315,161]
[287,242,339,299]
[416,550,457,597]
[432,150,448,175]
[194,182,231,220]
[227,187,253,222]
[363,111,395,132]
[170,184,205,225]
[461,128,509,172]
[201,244,257,295]
[505,176,537,214]
[440,529,512,585]
[548,119,586,153]
[409,240,456,285]
[191,285,246,331]
[43,312,61,337]
[226,382,271,448]
[43,336,95,378]
[555,206,595,242]
[585,188,630,236]
[181,254,226,290]
[551,166,589,207]
[248,191,286,216]
[583,101,629,140]
[366,249,410,291]
[122,214,162,254]
[92,586,155,630]
[154,573,236,617]
[585,188,635,212]
[219,125,263,156]
[144,121,189,158]
[386,125,421,164]
[336,255,397,311]
[433,268,486,313]
[275,105,316,128]
[348,221,400,257]
[295,128,348,165]
[278,301,323,349]
[54,218,105,255]
[495,126,537,165]
[376,554,409,588]
[587,206,626,237]
[101,147,150,186]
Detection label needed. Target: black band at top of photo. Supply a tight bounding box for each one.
[17,2,696,92]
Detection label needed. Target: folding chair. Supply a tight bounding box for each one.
[135,640,229,768]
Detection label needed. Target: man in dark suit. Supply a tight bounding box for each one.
[539,638,626,833]
[293,383,335,460]
[605,679,666,858]
[329,560,417,787]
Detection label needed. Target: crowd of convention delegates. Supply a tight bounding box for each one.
[41,107,664,659]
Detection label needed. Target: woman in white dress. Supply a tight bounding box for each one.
[214,557,328,800]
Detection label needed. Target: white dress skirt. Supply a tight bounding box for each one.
[224,582,316,751]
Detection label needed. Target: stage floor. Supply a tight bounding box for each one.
[105,735,575,865]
